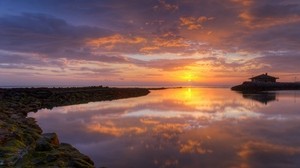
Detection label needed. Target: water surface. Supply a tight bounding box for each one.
[29,88,300,168]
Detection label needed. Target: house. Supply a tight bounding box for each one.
[250,73,279,83]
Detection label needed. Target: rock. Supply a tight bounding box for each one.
[43,133,59,147]
[59,143,95,167]
[36,133,59,151]
[30,90,53,99]
[0,129,10,145]
[36,139,53,151]
[11,114,22,120]
[46,154,59,162]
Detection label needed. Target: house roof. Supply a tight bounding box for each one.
[249,73,279,80]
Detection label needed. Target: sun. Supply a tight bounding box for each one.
[183,73,194,82]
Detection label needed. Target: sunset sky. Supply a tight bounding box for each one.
[1,0,300,86]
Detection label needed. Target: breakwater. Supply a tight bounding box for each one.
[0,86,150,167]
[231,82,300,92]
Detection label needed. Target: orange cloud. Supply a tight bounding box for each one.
[140,36,189,53]
[180,16,214,30]
[87,32,192,54]
[139,46,160,53]
[231,0,253,6]
[87,34,146,50]
[153,37,189,48]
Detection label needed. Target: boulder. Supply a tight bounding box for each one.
[35,133,59,151]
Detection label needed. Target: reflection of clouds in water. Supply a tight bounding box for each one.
[124,107,261,121]
[140,118,160,125]
[87,122,147,137]
[29,88,300,167]
[179,140,213,154]
[238,141,300,168]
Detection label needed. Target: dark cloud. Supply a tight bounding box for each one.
[249,55,300,73]
[0,13,111,56]
[243,22,300,52]
[247,0,300,18]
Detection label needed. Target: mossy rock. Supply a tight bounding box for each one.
[2,139,26,151]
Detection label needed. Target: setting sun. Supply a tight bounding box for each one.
[182,72,196,82]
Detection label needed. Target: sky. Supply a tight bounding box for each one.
[0,0,300,86]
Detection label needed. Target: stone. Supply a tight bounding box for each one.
[46,154,58,162]
[11,114,22,120]
[36,133,59,151]
[35,133,59,151]
[35,139,54,151]
[43,133,59,147]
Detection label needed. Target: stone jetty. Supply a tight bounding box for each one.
[231,81,300,92]
[0,86,150,167]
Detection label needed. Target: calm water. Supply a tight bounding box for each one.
[29,88,300,168]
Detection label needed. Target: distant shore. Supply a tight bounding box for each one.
[0,86,150,167]
[231,81,300,92]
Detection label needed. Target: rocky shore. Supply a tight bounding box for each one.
[231,81,300,92]
[0,86,150,167]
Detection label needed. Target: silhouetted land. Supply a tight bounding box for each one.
[231,82,300,92]
[0,86,150,167]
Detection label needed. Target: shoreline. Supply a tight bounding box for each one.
[0,86,150,167]
[231,82,300,92]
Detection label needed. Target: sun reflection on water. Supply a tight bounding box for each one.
[185,88,193,100]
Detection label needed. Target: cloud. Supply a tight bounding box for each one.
[245,55,300,76]
[87,32,194,54]
[0,13,112,60]
[153,0,179,12]
[1,0,300,85]
[231,0,253,6]
[140,59,194,70]
[87,34,146,51]
[140,32,190,53]
[179,16,214,30]
[234,0,300,29]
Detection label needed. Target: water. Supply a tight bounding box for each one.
[29,88,300,168]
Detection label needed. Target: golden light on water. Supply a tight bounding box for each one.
[185,88,193,100]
